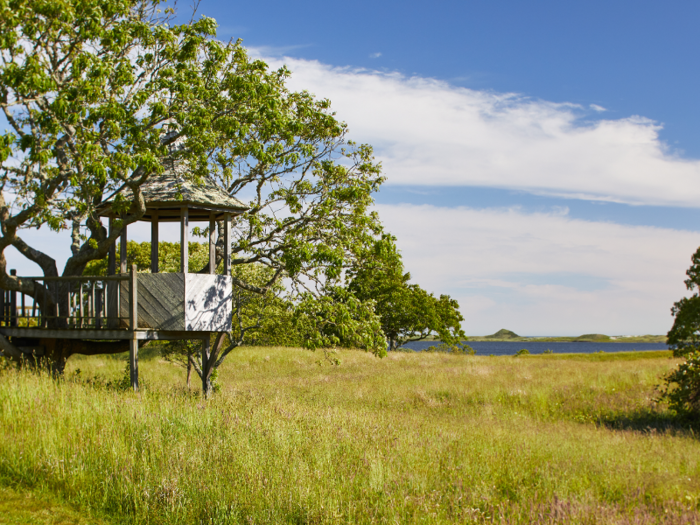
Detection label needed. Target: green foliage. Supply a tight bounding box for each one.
[660,246,700,414]
[423,343,476,355]
[0,0,387,375]
[208,367,221,394]
[515,349,531,357]
[230,264,299,348]
[83,240,209,275]
[659,352,700,415]
[667,247,700,358]
[347,234,467,351]
[293,287,386,357]
[574,334,612,342]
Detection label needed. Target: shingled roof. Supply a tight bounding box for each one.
[98,159,248,222]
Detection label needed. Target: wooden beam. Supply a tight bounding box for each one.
[120,218,127,274]
[180,207,189,274]
[129,264,138,392]
[0,328,214,341]
[224,212,231,275]
[151,211,159,274]
[108,217,116,276]
[209,213,216,275]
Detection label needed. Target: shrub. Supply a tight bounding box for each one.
[660,247,700,415]
[514,349,530,357]
[658,351,700,415]
[424,343,475,355]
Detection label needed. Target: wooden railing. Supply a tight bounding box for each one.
[1,270,136,330]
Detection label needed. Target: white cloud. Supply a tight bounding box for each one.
[258,55,700,208]
[369,52,382,58]
[377,203,700,335]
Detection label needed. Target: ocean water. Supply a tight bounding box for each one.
[399,340,669,356]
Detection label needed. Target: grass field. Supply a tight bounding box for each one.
[0,347,699,524]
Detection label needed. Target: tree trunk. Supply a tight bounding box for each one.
[201,338,212,397]
[186,358,192,389]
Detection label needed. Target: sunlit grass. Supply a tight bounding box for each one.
[1,348,698,524]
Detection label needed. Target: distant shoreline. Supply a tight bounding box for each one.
[465,335,666,343]
[423,333,667,343]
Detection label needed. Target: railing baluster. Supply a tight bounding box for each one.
[9,270,16,327]
[78,281,84,329]
[68,281,72,328]
[90,281,95,328]
[31,281,36,318]
[0,275,131,332]
[40,281,44,328]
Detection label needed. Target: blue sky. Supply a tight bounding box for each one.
[197,0,700,158]
[159,1,700,335]
[183,0,700,336]
[8,0,700,336]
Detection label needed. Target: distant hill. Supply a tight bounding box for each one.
[485,329,520,339]
[573,334,612,342]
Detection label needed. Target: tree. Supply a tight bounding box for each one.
[0,0,386,372]
[660,247,700,415]
[160,262,302,391]
[347,235,467,352]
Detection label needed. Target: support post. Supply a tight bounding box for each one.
[120,218,127,274]
[9,269,16,327]
[209,213,216,274]
[108,217,116,276]
[201,336,211,396]
[151,211,159,274]
[180,207,189,274]
[107,218,117,327]
[224,213,231,276]
[129,264,139,392]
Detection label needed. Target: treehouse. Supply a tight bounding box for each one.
[0,159,248,390]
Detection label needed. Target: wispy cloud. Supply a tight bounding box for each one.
[263,56,700,208]
[377,204,698,335]
[369,52,382,59]
[249,44,313,58]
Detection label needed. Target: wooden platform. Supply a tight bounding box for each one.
[0,328,207,340]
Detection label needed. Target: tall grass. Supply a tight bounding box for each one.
[1,348,699,524]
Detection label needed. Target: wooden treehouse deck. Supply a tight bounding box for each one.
[0,269,233,342]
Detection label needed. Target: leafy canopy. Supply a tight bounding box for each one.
[347,234,467,351]
[0,0,388,361]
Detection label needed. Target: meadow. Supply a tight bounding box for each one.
[0,347,698,524]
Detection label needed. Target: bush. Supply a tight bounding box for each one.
[658,351,700,415]
[660,247,700,415]
[424,343,475,355]
[514,349,530,357]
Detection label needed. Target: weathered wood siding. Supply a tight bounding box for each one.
[120,273,232,332]
[185,274,233,332]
